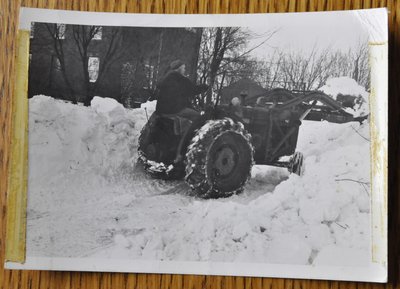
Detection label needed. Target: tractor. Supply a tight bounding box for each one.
[138,88,364,199]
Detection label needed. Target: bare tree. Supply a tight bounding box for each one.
[197,27,243,105]
[197,27,277,106]
[44,24,126,106]
[44,24,77,103]
[253,41,370,92]
[277,46,338,91]
[323,41,369,90]
[71,25,125,106]
[254,51,285,90]
[350,41,369,89]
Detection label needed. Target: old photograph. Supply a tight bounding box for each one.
[6,8,388,282]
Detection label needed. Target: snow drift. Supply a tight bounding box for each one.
[319,77,369,117]
[26,93,371,266]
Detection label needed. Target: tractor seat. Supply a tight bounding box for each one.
[158,114,192,135]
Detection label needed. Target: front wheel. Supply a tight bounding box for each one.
[185,118,254,198]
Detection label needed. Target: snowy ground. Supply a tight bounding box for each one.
[26,89,371,266]
[319,77,369,117]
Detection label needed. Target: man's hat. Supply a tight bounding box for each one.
[169,59,184,70]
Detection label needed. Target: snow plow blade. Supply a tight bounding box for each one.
[278,91,368,124]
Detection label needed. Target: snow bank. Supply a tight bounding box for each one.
[89,122,370,265]
[319,77,369,116]
[27,95,371,267]
[30,95,139,181]
[320,77,369,101]
[27,96,156,256]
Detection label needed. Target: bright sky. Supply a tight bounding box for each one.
[246,10,369,60]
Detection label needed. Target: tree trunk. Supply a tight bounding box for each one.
[206,28,223,106]
[82,55,93,106]
[58,58,77,104]
[189,28,203,83]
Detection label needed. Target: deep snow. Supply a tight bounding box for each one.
[319,77,369,117]
[26,81,371,266]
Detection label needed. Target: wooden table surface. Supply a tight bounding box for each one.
[1,0,399,288]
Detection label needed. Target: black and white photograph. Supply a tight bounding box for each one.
[6,8,388,282]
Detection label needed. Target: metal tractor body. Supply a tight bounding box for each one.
[138,89,364,198]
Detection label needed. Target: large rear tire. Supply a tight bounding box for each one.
[185,118,254,198]
[138,113,157,162]
[138,118,166,178]
[138,114,184,179]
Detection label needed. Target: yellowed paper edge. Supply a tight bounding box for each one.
[369,42,388,270]
[5,30,30,263]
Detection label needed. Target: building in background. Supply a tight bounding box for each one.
[29,23,201,107]
[220,78,268,105]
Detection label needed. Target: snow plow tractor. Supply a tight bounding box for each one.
[138,89,365,199]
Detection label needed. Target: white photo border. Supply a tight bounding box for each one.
[7,7,388,283]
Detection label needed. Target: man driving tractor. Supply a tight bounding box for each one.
[139,60,208,166]
[155,59,208,119]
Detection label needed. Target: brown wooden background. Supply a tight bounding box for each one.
[1,0,399,288]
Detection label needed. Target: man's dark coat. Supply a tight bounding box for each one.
[155,71,207,114]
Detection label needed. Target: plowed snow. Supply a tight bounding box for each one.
[27,89,371,266]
